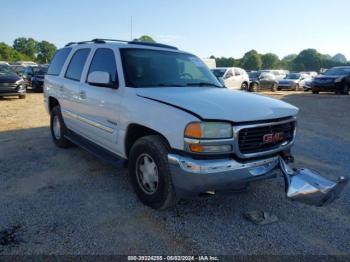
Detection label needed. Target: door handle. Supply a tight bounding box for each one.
[79,91,86,99]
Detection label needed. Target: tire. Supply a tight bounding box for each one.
[293,84,300,91]
[18,94,26,99]
[128,135,177,210]
[341,84,349,95]
[241,82,248,91]
[249,83,258,92]
[271,83,278,92]
[50,106,72,148]
[312,89,319,94]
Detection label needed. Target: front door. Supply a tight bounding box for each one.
[77,48,121,154]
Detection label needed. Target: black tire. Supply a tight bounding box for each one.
[341,83,349,95]
[50,106,72,148]
[312,89,319,94]
[128,135,177,210]
[18,94,26,99]
[241,82,248,91]
[271,83,278,92]
[249,83,258,92]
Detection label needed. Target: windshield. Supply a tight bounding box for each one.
[211,69,226,78]
[248,72,260,78]
[33,66,48,75]
[324,67,350,76]
[285,73,301,79]
[121,49,222,87]
[0,65,17,77]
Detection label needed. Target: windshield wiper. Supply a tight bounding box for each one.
[185,82,223,88]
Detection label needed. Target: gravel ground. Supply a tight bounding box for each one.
[0,92,349,256]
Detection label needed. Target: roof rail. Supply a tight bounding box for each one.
[65,39,178,50]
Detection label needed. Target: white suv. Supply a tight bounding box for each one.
[211,67,249,90]
[44,39,346,209]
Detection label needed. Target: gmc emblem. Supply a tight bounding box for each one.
[262,132,285,144]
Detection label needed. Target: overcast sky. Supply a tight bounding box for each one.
[1,0,349,60]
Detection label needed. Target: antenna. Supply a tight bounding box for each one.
[130,16,133,41]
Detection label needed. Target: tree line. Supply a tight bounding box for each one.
[0,37,57,64]
[211,49,349,72]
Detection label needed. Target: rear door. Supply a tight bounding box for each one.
[223,69,236,89]
[59,48,91,132]
[77,47,121,154]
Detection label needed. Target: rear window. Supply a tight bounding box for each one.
[47,48,71,76]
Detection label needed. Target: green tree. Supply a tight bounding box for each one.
[332,53,347,63]
[13,37,37,58]
[280,54,297,70]
[135,35,156,43]
[216,57,236,67]
[293,49,322,71]
[0,42,30,63]
[36,41,57,63]
[261,53,280,69]
[241,50,262,71]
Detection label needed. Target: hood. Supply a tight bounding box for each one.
[314,75,339,81]
[0,74,21,83]
[137,87,298,122]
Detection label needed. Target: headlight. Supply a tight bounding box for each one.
[185,122,232,139]
[335,77,343,83]
[184,122,233,153]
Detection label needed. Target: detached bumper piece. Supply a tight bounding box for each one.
[279,158,348,206]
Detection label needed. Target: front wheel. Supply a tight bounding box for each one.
[249,83,258,92]
[241,82,248,91]
[341,84,349,95]
[128,135,177,210]
[18,94,26,99]
[271,83,278,92]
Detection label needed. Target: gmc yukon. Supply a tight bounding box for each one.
[44,39,347,209]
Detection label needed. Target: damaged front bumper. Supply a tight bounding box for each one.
[168,153,347,206]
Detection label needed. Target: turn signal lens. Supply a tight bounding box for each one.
[185,123,202,138]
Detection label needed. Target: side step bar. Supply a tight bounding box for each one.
[65,130,126,168]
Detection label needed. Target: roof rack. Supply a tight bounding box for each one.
[65,38,178,50]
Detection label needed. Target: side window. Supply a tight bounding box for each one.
[234,69,241,76]
[47,48,71,76]
[87,48,118,86]
[65,49,90,81]
[225,69,233,78]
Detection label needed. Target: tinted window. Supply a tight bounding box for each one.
[47,48,71,76]
[88,48,118,85]
[65,49,90,81]
[225,70,233,78]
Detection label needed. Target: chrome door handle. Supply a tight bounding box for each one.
[79,91,86,99]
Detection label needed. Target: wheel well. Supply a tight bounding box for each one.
[48,97,60,112]
[125,124,170,157]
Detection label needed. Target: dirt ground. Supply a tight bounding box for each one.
[0,91,349,256]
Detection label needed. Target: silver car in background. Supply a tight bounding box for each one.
[278,73,312,91]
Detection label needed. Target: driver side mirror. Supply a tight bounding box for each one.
[87,71,115,88]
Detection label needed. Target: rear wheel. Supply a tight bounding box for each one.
[128,135,177,210]
[50,106,72,148]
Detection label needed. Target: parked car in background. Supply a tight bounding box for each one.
[23,65,48,92]
[0,61,9,66]
[278,73,311,91]
[211,67,249,90]
[12,61,38,67]
[300,71,318,78]
[10,65,25,77]
[312,66,350,95]
[248,71,278,92]
[0,65,26,99]
[302,79,313,91]
[260,70,287,81]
